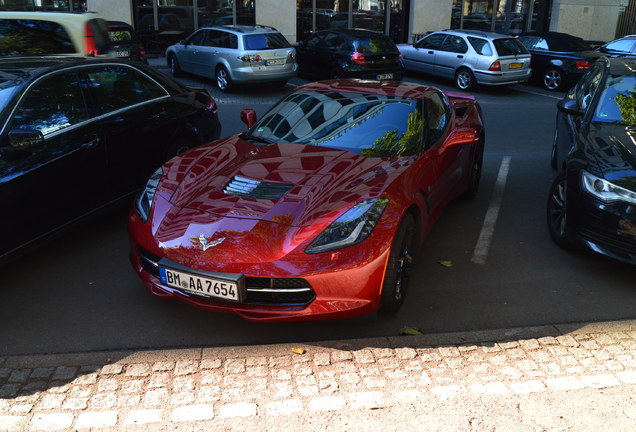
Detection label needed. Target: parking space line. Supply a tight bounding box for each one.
[514,87,563,100]
[471,156,512,265]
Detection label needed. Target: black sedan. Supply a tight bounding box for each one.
[0,57,221,262]
[518,31,604,91]
[296,29,403,81]
[547,57,636,264]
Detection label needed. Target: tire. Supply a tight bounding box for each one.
[546,171,572,249]
[166,138,195,160]
[216,66,233,92]
[455,68,475,91]
[543,68,563,91]
[550,128,558,170]
[380,213,417,314]
[330,67,344,79]
[168,54,183,78]
[462,140,484,200]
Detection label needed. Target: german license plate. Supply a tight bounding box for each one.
[160,267,239,301]
[114,50,130,58]
[377,73,393,80]
[509,62,523,69]
[266,58,285,66]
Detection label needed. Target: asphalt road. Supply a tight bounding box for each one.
[2,68,635,357]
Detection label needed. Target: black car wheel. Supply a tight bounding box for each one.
[547,171,572,248]
[462,140,484,200]
[550,128,558,169]
[455,68,475,91]
[168,54,183,78]
[216,66,233,92]
[380,213,416,314]
[543,68,563,91]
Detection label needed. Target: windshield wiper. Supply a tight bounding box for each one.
[240,133,277,145]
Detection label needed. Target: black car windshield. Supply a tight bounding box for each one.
[594,76,636,125]
[244,33,290,50]
[248,90,423,157]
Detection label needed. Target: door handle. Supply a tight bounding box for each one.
[428,51,434,54]
[81,135,100,149]
[457,55,464,59]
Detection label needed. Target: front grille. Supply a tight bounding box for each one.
[138,248,315,306]
[578,207,636,255]
[223,176,294,200]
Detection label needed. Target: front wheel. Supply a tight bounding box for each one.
[168,54,183,78]
[455,68,475,91]
[543,68,563,91]
[462,140,484,200]
[380,214,416,314]
[546,171,572,249]
[216,66,233,92]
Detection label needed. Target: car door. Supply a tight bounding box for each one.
[0,70,107,257]
[297,33,326,77]
[178,30,207,74]
[435,35,469,78]
[83,64,174,197]
[404,33,446,75]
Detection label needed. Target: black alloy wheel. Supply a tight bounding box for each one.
[462,141,484,200]
[546,171,572,248]
[169,54,183,78]
[543,68,563,91]
[380,213,416,314]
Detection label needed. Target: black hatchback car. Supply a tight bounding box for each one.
[547,57,636,264]
[108,20,148,63]
[0,57,221,261]
[296,29,403,81]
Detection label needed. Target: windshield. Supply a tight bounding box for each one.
[248,90,423,157]
[593,75,636,125]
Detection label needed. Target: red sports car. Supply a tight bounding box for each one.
[128,79,484,321]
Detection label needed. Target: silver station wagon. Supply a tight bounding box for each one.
[166,25,297,92]
[398,29,531,91]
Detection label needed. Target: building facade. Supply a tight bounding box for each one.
[2,0,635,53]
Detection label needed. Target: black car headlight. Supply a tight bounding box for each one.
[581,171,636,205]
[305,198,389,254]
[135,167,163,222]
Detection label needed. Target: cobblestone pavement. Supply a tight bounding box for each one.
[1,320,635,431]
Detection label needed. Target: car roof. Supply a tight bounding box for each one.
[327,28,387,38]
[297,79,441,100]
[439,29,514,40]
[201,25,280,34]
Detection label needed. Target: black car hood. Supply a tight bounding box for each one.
[587,123,636,187]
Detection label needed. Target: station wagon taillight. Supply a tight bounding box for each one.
[85,22,97,56]
[576,60,592,69]
[488,61,501,71]
[351,52,366,65]
[238,55,262,63]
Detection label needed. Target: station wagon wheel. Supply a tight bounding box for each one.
[455,68,475,91]
[546,171,572,249]
[543,68,563,91]
[216,66,233,92]
[380,213,416,314]
[168,54,183,78]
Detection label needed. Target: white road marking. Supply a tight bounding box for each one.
[472,156,512,265]
[514,87,563,100]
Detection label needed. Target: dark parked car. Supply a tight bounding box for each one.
[0,57,221,261]
[107,20,148,63]
[518,31,604,91]
[597,35,636,58]
[547,57,636,264]
[296,29,403,81]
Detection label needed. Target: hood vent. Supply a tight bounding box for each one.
[223,176,294,200]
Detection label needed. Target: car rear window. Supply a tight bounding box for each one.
[0,19,75,56]
[109,29,133,42]
[356,37,398,54]
[493,38,528,56]
[243,33,290,50]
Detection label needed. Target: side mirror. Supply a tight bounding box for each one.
[444,128,479,148]
[297,40,305,47]
[241,109,257,128]
[557,98,584,116]
[8,129,44,149]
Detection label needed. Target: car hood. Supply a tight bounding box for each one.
[164,135,408,228]
[587,123,636,186]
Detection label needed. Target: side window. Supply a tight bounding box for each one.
[468,37,493,56]
[221,32,238,49]
[417,33,445,50]
[324,33,346,50]
[86,66,160,114]
[576,62,604,110]
[440,35,468,53]
[205,30,222,47]
[423,92,450,149]
[187,30,207,46]
[306,34,326,48]
[11,71,89,136]
[603,39,635,53]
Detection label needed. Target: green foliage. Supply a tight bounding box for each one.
[361,108,423,157]
[614,88,636,126]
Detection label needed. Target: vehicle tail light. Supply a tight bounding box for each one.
[85,22,97,56]
[576,60,591,69]
[238,55,262,63]
[205,97,218,114]
[488,61,501,71]
[352,52,366,65]
[288,52,295,60]
[139,44,146,58]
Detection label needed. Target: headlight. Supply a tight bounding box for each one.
[135,167,163,222]
[581,171,636,205]
[305,198,389,254]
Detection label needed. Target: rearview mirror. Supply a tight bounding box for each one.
[8,129,44,149]
[557,98,584,116]
[444,128,478,148]
[241,109,257,128]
